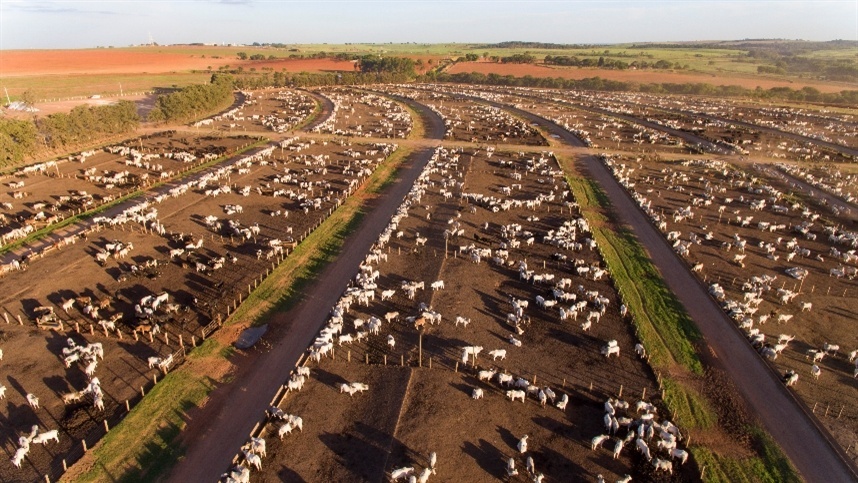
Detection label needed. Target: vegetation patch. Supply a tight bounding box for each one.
[565,174,703,374]
[68,341,230,483]
[0,100,139,167]
[559,161,798,483]
[691,428,800,483]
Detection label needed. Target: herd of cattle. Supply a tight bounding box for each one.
[1,80,856,481]
[0,89,409,479]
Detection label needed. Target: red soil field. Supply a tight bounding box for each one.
[446,61,849,93]
[0,50,358,77]
[0,50,231,77]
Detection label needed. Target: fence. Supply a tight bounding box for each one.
[8,141,394,481]
[39,346,186,482]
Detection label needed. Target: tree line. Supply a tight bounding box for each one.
[418,71,858,105]
[147,74,236,123]
[0,101,139,167]
[544,55,684,70]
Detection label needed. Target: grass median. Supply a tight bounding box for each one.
[63,143,413,482]
[560,159,798,482]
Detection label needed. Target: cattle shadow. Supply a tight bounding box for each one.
[548,327,583,347]
[19,298,43,318]
[531,415,575,439]
[495,425,521,452]
[311,368,350,390]
[532,445,590,481]
[461,439,504,477]
[450,381,476,398]
[46,289,77,307]
[276,464,307,482]
[317,426,389,482]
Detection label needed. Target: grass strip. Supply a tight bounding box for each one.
[69,339,233,483]
[661,379,716,430]
[565,174,703,374]
[66,144,411,481]
[691,428,800,483]
[559,158,798,482]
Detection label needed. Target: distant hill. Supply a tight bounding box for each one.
[628,39,858,52]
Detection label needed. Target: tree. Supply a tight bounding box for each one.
[236,52,248,60]
[0,118,38,165]
[20,89,37,107]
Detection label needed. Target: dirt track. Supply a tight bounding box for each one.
[501,105,858,482]
[165,99,445,483]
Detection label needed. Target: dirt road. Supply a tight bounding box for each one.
[166,101,445,483]
[504,105,858,482]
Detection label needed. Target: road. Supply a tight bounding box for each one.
[300,89,335,131]
[654,104,858,158]
[166,98,445,483]
[497,102,858,482]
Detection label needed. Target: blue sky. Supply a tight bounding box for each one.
[1,1,856,50]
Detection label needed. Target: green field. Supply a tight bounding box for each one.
[1,72,210,101]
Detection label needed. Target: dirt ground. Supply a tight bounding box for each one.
[0,133,397,481]
[602,153,858,457]
[247,147,689,482]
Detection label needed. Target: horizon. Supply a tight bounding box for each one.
[1,1,856,51]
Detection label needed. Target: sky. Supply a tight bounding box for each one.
[0,0,856,50]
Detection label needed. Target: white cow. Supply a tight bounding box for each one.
[488,349,506,361]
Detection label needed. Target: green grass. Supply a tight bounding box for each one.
[70,341,229,483]
[565,174,703,374]
[662,379,716,429]
[559,160,799,483]
[0,139,267,256]
[691,428,800,483]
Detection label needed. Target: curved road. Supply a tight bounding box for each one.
[167,100,445,483]
[492,100,858,482]
[652,104,858,158]
[300,89,336,132]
